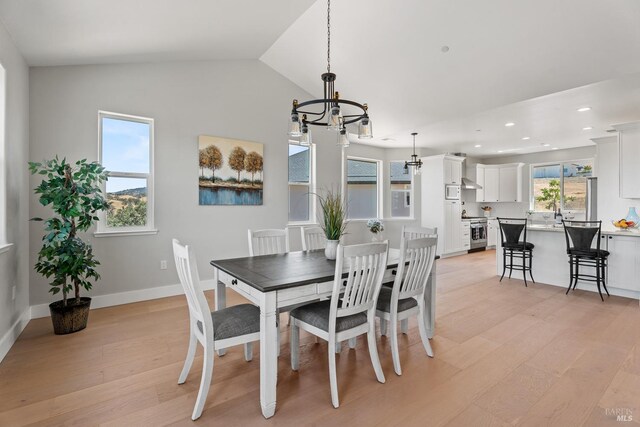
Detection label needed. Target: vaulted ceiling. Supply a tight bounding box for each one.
[2,0,640,157]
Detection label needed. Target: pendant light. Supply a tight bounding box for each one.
[404,132,423,175]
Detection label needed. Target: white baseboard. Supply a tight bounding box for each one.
[30,279,216,319]
[0,308,31,363]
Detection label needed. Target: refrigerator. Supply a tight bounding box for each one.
[586,177,597,221]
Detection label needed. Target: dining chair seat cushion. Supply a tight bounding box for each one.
[197,303,260,340]
[376,286,418,313]
[290,300,367,332]
[568,248,610,258]
[504,241,535,251]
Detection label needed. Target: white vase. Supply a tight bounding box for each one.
[325,240,339,260]
[371,232,383,242]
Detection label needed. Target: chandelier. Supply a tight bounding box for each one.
[404,132,422,175]
[288,0,372,147]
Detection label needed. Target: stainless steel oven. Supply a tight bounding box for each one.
[469,218,487,250]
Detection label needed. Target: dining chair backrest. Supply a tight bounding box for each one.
[172,239,213,335]
[497,217,528,250]
[402,225,437,241]
[248,228,290,256]
[330,242,389,321]
[301,226,327,251]
[562,220,602,253]
[393,236,438,300]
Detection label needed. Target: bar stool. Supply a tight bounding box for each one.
[497,218,535,286]
[562,220,609,301]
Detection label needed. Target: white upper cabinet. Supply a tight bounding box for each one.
[444,158,462,185]
[476,164,523,203]
[613,122,640,199]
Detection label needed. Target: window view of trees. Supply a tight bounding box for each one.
[107,188,148,227]
[532,160,593,212]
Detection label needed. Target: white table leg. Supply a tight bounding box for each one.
[260,291,278,418]
[214,268,227,356]
[423,261,437,339]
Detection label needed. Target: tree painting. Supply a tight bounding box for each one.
[228,146,247,181]
[198,135,263,205]
[199,144,223,181]
[244,151,263,185]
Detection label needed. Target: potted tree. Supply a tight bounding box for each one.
[316,188,347,260]
[29,157,109,334]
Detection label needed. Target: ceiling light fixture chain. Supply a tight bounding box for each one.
[287,0,372,145]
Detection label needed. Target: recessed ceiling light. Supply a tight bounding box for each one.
[542,143,551,147]
[474,144,482,148]
[577,107,591,112]
[441,46,450,53]
[505,122,515,127]
[552,147,559,150]
[476,129,482,132]
[522,136,530,140]
[583,126,593,131]
[497,150,504,153]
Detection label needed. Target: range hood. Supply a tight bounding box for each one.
[461,177,482,190]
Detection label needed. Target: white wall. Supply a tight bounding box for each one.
[29,60,346,307]
[0,22,30,361]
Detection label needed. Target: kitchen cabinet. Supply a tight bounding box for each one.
[444,200,462,253]
[444,158,462,185]
[461,221,471,251]
[476,163,524,202]
[602,234,640,292]
[613,123,640,199]
[487,219,498,247]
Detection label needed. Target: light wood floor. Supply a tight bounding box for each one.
[1,250,639,426]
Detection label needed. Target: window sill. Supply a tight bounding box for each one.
[287,221,319,227]
[383,217,416,222]
[0,243,14,255]
[94,229,158,238]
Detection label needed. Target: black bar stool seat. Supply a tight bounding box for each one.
[498,218,535,287]
[562,220,610,301]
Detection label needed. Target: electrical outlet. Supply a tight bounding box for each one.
[11,285,16,301]
[160,260,168,270]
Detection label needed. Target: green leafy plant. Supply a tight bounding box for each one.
[316,188,347,241]
[29,157,110,307]
[535,179,574,211]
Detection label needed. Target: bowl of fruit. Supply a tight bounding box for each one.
[612,218,638,230]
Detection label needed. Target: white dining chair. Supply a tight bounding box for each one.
[376,236,437,375]
[301,226,327,251]
[248,228,290,256]
[172,239,260,420]
[290,241,389,408]
[402,225,437,240]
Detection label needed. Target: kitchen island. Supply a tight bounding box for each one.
[496,224,640,300]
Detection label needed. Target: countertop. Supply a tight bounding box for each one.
[527,224,640,237]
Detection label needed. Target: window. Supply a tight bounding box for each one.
[98,111,155,234]
[346,157,381,219]
[0,64,6,250]
[531,159,593,212]
[389,161,412,218]
[288,143,315,223]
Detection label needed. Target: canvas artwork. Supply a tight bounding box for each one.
[198,135,264,205]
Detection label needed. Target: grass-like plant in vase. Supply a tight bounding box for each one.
[316,188,347,260]
[29,157,109,334]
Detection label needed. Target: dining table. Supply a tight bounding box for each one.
[210,248,438,418]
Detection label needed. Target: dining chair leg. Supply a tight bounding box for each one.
[529,252,535,283]
[348,337,357,349]
[244,342,253,362]
[367,321,386,384]
[601,259,610,296]
[380,318,388,336]
[417,305,434,358]
[566,257,574,295]
[178,330,197,384]
[573,261,580,290]
[522,253,528,287]
[500,249,507,282]
[335,342,342,353]
[192,342,214,421]
[290,320,299,371]
[390,312,402,376]
[508,251,513,279]
[328,337,340,408]
[400,319,409,334]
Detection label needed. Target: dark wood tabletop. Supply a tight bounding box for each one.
[210,249,439,293]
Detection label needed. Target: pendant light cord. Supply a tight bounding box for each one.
[327,0,331,73]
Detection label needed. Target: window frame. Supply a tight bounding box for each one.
[0,63,8,254]
[388,159,414,219]
[343,155,383,221]
[287,142,317,225]
[96,110,156,237]
[529,157,594,213]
